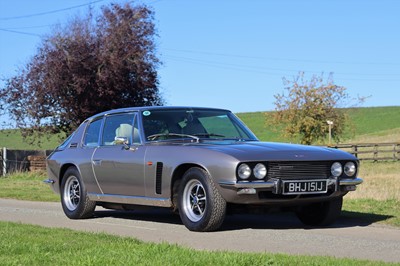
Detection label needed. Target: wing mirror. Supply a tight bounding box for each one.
[114,137,130,150]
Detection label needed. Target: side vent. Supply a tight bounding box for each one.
[155,162,163,194]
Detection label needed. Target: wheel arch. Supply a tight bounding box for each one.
[170,163,208,211]
[59,163,78,190]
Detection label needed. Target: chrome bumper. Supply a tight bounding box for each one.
[339,177,363,186]
[219,177,363,195]
[43,178,55,184]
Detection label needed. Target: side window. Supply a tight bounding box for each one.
[84,119,103,147]
[101,113,135,146]
[57,131,75,150]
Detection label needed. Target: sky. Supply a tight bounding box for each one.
[0,0,399,114]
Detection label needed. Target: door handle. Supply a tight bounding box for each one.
[129,146,138,152]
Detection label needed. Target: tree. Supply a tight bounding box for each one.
[271,72,364,145]
[0,2,163,143]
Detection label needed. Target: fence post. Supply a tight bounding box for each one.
[2,147,6,177]
[374,144,378,162]
[352,145,358,158]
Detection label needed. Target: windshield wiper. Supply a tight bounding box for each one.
[192,133,226,138]
[147,133,199,142]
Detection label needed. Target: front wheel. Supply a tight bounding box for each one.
[296,197,343,226]
[61,167,96,219]
[178,167,226,232]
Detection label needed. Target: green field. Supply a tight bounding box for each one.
[345,106,400,136]
[0,129,64,150]
[1,106,399,149]
[236,106,400,143]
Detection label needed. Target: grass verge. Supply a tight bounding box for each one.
[0,171,59,202]
[0,221,393,266]
[342,199,400,227]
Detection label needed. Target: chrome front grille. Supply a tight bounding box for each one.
[267,161,331,180]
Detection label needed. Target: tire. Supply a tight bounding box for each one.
[178,167,226,232]
[61,167,96,219]
[296,197,343,226]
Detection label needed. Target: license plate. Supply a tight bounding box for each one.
[282,179,328,195]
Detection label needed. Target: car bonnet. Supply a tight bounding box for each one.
[195,141,356,162]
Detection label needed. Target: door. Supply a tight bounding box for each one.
[92,112,146,196]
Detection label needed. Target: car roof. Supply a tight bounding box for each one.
[85,106,231,121]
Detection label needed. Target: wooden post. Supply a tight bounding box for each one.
[352,145,358,158]
[374,144,378,162]
[326,120,333,145]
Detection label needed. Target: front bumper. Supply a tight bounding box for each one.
[219,177,363,195]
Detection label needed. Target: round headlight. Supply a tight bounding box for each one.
[344,162,356,177]
[238,163,251,180]
[331,162,343,177]
[254,163,267,179]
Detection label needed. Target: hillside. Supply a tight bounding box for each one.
[237,106,400,143]
[0,129,64,150]
[0,106,399,150]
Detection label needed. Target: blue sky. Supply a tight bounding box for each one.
[1,0,399,113]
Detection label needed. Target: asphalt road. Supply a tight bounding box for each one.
[0,198,399,263]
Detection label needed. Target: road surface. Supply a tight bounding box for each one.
[0,198,399,263]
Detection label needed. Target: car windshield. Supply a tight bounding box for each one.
[141,109,258,142]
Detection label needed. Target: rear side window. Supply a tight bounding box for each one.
[84,118,103,147]
[57,132,75,150]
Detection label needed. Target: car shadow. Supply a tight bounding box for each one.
[93,207,182,225]
[220,211,393,231]
[90,207,394,231]
[339,210,394,227]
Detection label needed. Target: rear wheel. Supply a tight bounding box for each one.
[61,167,96,219]
[296,197,343,226]
[178,167,226,232]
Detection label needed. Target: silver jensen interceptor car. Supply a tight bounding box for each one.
[46,106,363,231]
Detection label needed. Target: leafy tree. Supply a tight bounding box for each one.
[270,72,364,145]
[0,2,163,143]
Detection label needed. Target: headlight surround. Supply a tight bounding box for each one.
[331,162,343,177]
[254,163,267,179]
[238,163,251,180]
[344,162,356,177]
